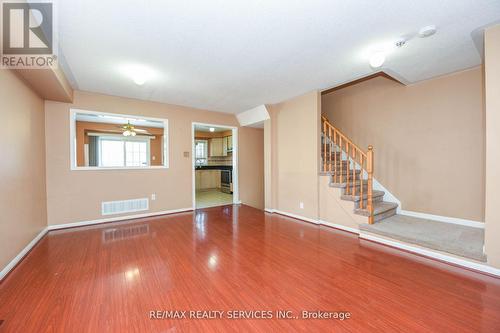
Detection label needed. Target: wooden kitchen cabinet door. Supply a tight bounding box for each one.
[210,138,224,157]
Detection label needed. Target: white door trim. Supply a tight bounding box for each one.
[192,122,239,209]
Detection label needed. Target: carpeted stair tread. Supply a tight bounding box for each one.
[354,201,398,217]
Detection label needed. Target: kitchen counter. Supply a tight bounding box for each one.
[195,165,232,170]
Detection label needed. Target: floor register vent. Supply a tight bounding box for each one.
[101,198,149,216]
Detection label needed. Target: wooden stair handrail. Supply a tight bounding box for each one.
[321,115,367,160]
[321,115,375,224]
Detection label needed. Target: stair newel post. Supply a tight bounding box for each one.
[328,127,332,172]
[323,120,327,172]
[333,130,337,180]
[367,145,374,224]
[338,135,344,183]
[359,154,364,209]
[346,143,350,194]
[352,149,357,199]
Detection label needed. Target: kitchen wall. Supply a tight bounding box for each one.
[195,130,233,166]
[322,66,485,221]
[0,70,47,273]
[45,90,264,226]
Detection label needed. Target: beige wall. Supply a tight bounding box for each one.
[45,91,264,226]
[239,127,264,209]
[266,91,321,220]
[322,67,485,221]
[0,70,47,272]
[484,25,500,269]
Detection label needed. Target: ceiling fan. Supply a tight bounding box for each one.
[118,121,150,136]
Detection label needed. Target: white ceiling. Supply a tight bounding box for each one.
[58,0,500,114]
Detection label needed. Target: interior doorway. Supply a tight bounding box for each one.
[192,123,238,209]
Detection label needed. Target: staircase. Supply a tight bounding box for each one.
[321,116,398,224]
[320,116,486,262]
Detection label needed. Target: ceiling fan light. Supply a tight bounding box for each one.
[131,131,137,136]
[123,130,131,136]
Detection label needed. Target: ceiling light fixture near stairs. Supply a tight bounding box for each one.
[369,51,386,68]
[369,36,409,69]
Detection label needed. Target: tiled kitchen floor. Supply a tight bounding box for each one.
[196,189,233,208]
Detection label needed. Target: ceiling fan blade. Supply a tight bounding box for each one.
[134,128,148,132]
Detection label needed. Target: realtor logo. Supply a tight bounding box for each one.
[1,1,57,68]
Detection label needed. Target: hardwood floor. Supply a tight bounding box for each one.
[1,205,500,332]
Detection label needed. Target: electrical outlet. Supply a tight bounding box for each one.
[299,202,304,209]
[151,194,156,201]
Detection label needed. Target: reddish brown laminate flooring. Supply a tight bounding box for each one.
[1,205,500,332]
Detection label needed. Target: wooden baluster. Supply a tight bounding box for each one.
[346,143,350,194]
[333,130,338,182]
[352,149,357,199]
[359,154,364,209]
[323,121,327,172]
[367,146,374,224]
[328,127,332,172]
[338,136,342,183]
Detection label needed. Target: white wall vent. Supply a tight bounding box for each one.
[101,198,149,216]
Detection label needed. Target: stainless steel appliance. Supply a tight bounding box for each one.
[221,169,232,194]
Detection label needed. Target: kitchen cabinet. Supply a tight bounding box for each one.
[222,135,233,155]
[209,138,225,157]
[196,170,221,190]
[223,136,228,156]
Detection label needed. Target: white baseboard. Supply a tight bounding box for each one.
[0,227,48,281]
[272,210,320,225]
[48,207,194,231]
[400,210,484,229]
[359,232,500,277]
[267,208,499,278]
[318,220,359,234]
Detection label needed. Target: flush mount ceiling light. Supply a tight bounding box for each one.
[209,127,215,132]
[120,64,157,86]
[419,25,437,38]
[369,51,386,68]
